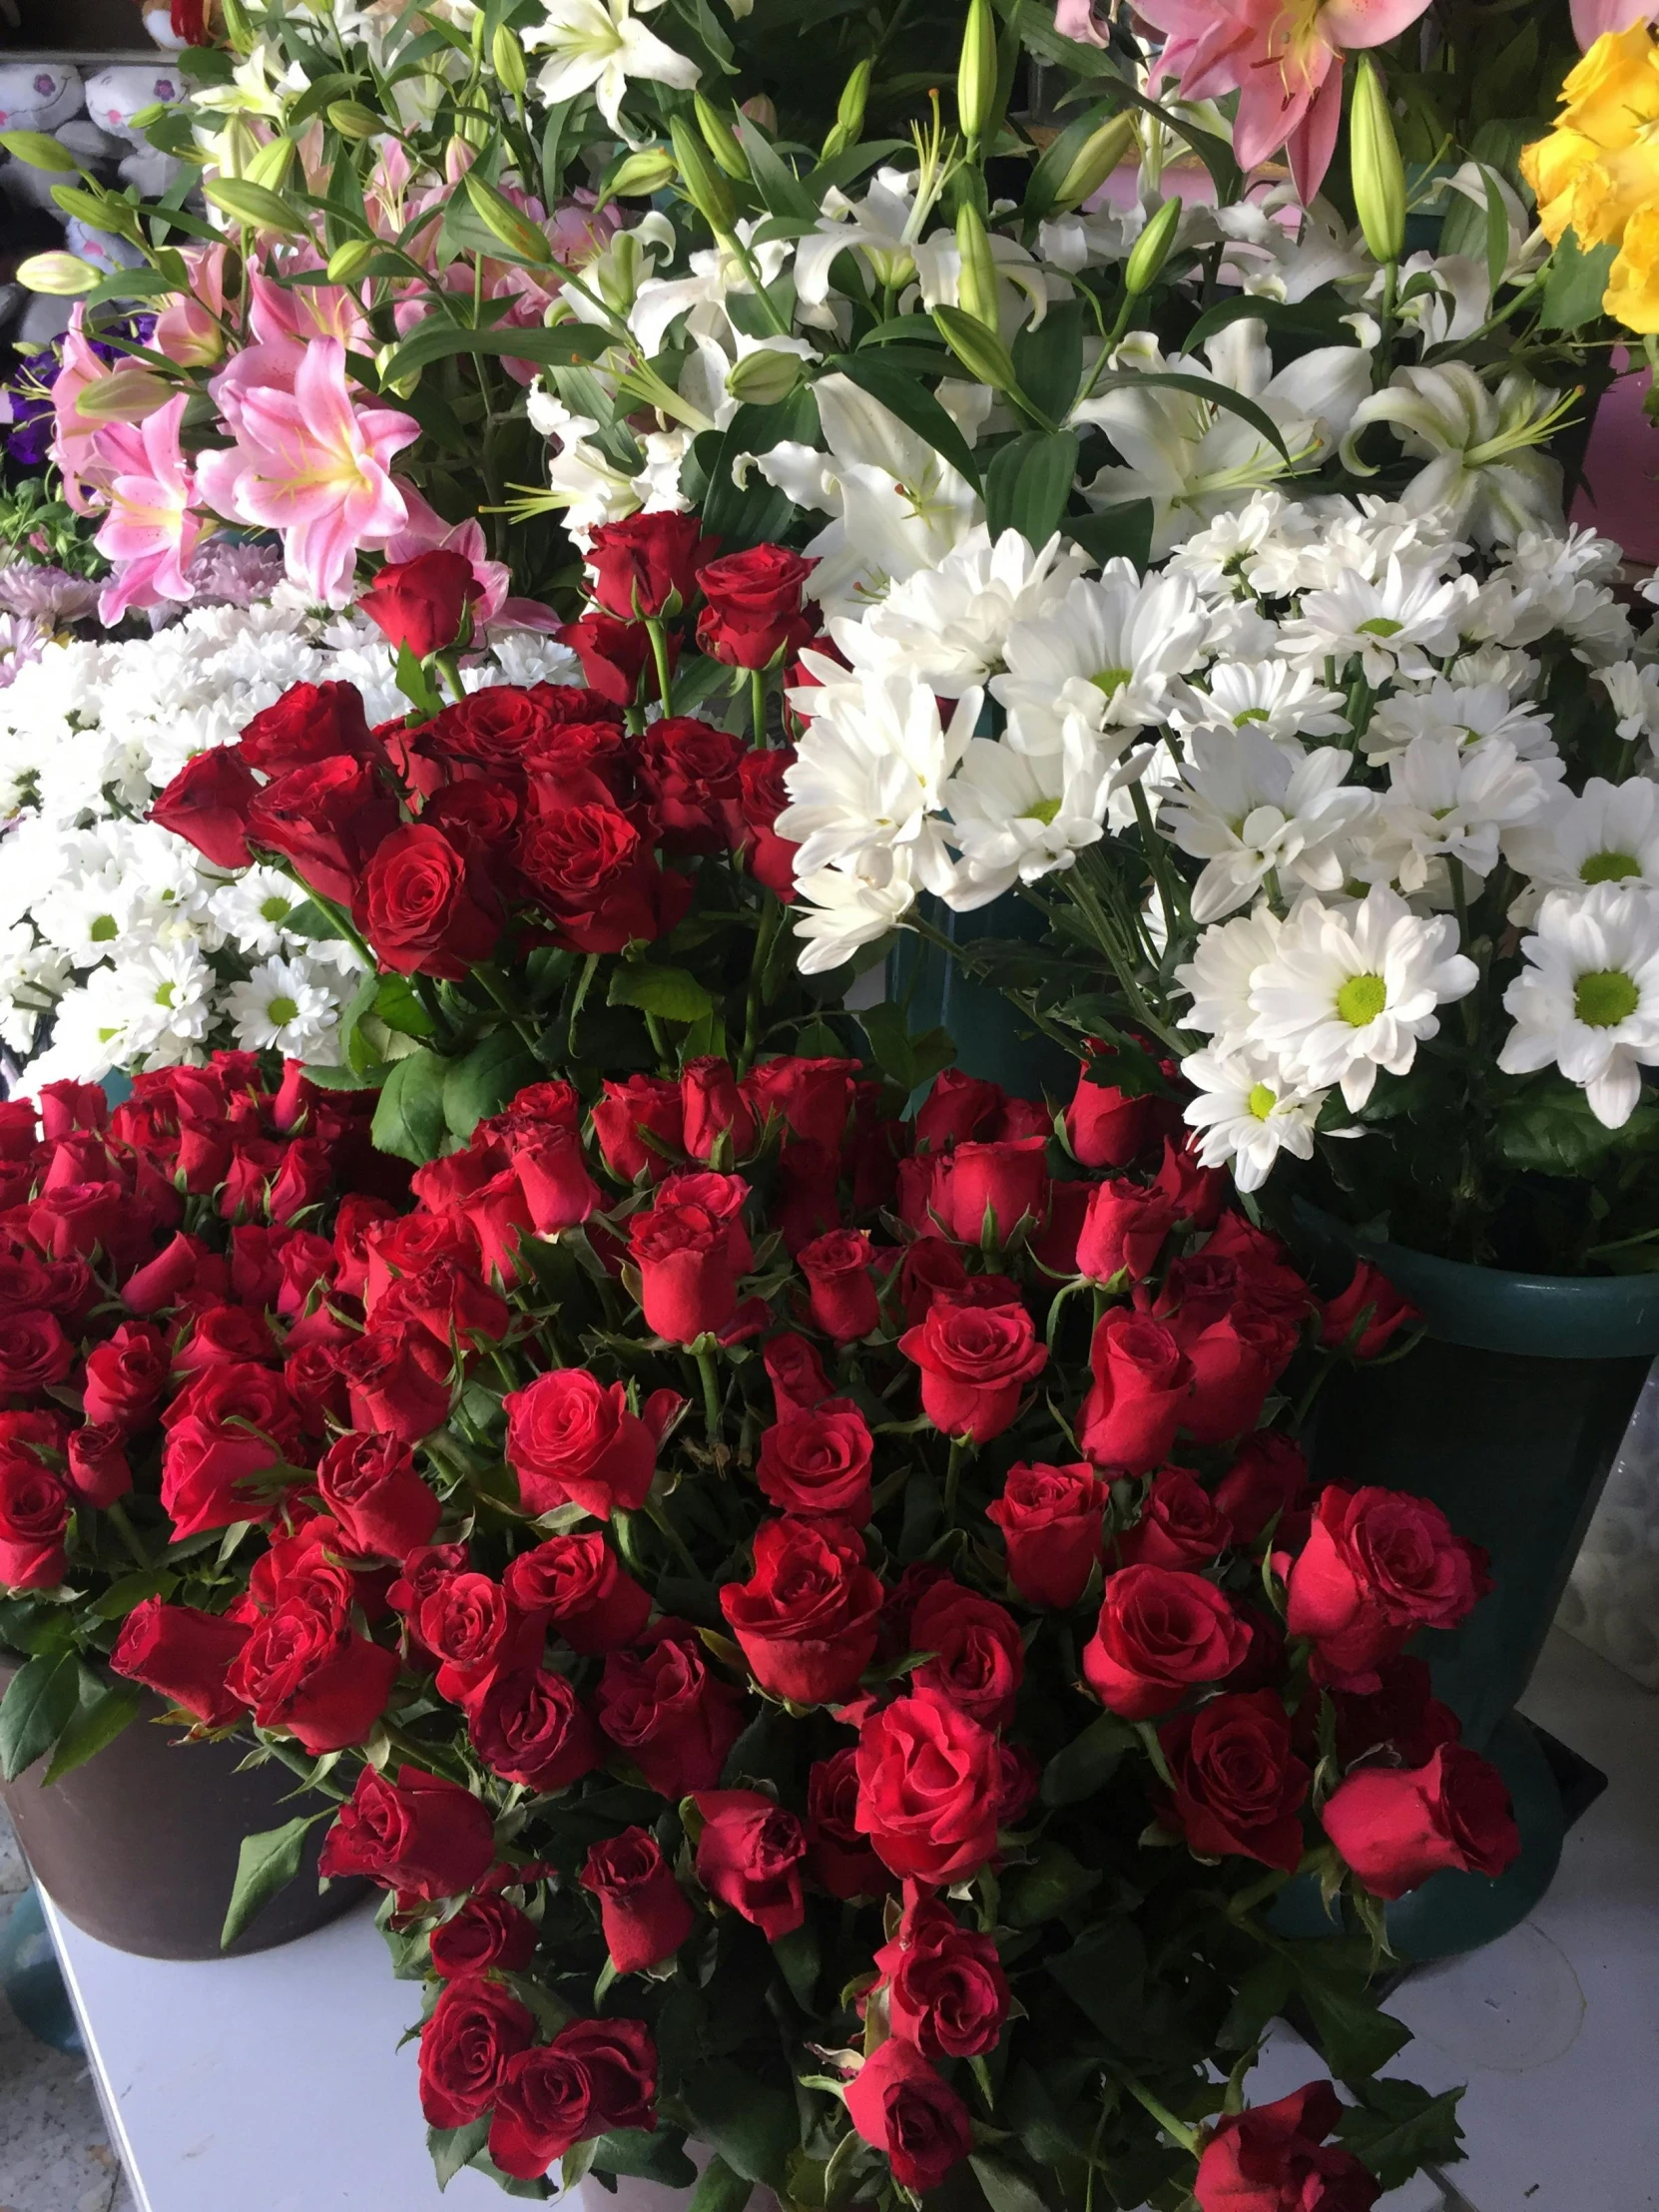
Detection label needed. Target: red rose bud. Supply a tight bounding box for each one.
[359,550,480,660]
[1287,1484,1487,1680]
[656,1169,754,1271]
[1065,1052,1162,1168]
[585,510,714,619]
[1152,1134,1229,1230]
[628,1202,740,1344]
[418,1974,536,2129]
[65,1422,132,1508]
[465,1663,604,1791]
[896,1237,970,1326]
[241,681,375,777]
[580,1827,695,1970]
[1321,1742,1518,1901]
[505,1531,652,1654]
[694,544,817,669]
[914,1071,1008,1151]
[1160,1690,1311,1873]
[804,1746,888,1900]
[335,1324,452,1444]
[318,1763,496,1901]
[898,1297,1047,1443]
[1077,1309,1192,1473]
[512,1127,600,1234]
[1173,1311,1285,1448]
[1332,1655,1461,1770]
[845,2036,972,2194]
[245,756,399,907]
[909,1581,1024,1729]
[1321,1260,1419,1358]
[636,716,745,854]
[693,1789,810,1938]
[721,1515,884,1704]
[314,1431,439,1561]
[1082,1563,1252,1720]
[757,1404,873,1522]
[874,1892,1010,2058]
[427,1896,537,1979]
[158,1361,300,1541]
[743,1054,858,1156]
[853,1689,1000,1884]
[681,1057,758,1162]
[596,1630,749,1798]
[592,1074,684,1183]
[82,1320,168,1429]
[987,1460,1105,1609]
[488,2017,657,2184]
[518,801,690,954]
[226,1595,399,1754]
[1075,1181,1177,1284]
[798,1229,880,1344]
[1215,1431,1308,1545]
[149,746,258,868]
[109,1596,251,1727]
[559,612,655,706]
[355,823,500,979]
[736,749,800,899]
[763,1330,834,1418]
[504,1370,655,1520]
[942,1136,1048,1245]
[1119,1466,1233,1570]
[0,1452,69,1589]
[1195,2083,1381,2212]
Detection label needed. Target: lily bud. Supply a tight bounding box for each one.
[1053,112,1136,213]
[1351,55,1405,267]
[326,236,377,283]
[670,114,737,236]
[464,170,555,265]
[695,91,751,182]
[740,94,778,133]
[597,228,646,311]
[933,302,1016,391]
[1124,193,1181,296]
[607,147,677,200]
[955,200,999,331]
[375,342,420,398]
[822,57,870,161]
[726,346,805,405]
[326,100,382,142]
[443,135,475,185]
[72,365,171,423]
[0,129,75,171]
[204,177,307,238]
[245,135,295,192]
[491,22,528,99]
[957,0,997,147]
[16,251,99,294]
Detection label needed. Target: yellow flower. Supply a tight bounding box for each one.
[1570,135,1659,248]
[1605,203,1659,331]
[1522,125,1605,245]
[1556,22,1659,149]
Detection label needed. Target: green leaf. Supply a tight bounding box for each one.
[858,1001,956,1094]
[1011,299,1085,427]
[1336,2080,1465,2188]
[443,1030,540,1141]
[1291,1951,1411,2079]
[375,971,440,1041]
[589,2127,699,2185]
[221,1815,317,1949]
[0,130,76,170]
[1494,1078,1659,1175]
[1002,1842,1102,1928]
[827,351,983,489]
[1046,1919,1146,2043]
[371,1047,451,1164]
[88,1564,178,1620]
[984,429,1080,552]
[429,2119,491,2189]
[379,314,613,388]
[968,2153,1052,2212]
[1065,501,1153,571]
[771,1917,821,2007]
[1215,1954,1294,2051]
[607,964,715,1024]
[42,1677,142,1786]
[1540,227,1616,331]
[682,2061,800,2187]
[736,119,817,221]
[0,1650,78,1782]
[301,1062,381,1091]
[1040,1709,1135,1807]
[687,2150,755,2212]
[281,896,343,941]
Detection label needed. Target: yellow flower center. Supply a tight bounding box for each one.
[1575,969,1639,1028]
[1247,1081,1277,1120]
[1581,849,1641,884]
[1337,972,1387,1027]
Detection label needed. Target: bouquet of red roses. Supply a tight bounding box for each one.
[17,1039,1510,2212]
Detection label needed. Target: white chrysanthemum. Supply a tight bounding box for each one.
[1362,677,1555,768]
[939,730,1119,907]
[224,955,340,1059]
[1498,882,1659,1128]
[1181,1040,1326,1191]
[1360,737,1557,896]
[791,847,923,975]
[828,527,1090,699]
[1277,558,1477,685]
[1165,489,1306,598]
[1161,732,1376,923]
[1174,659,1350,746]
[993,563,1212,755]
[1594,660,1659,748]
[1504,780,1659,918]
[210,866,312,959]
[1248,885,1478,1109]
[1172,903,1285,1039]
[1244,495,1448,599]
[778,673,982,885]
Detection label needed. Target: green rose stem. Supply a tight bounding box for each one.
[105,1498,149,1569]
[644,1497,709,1589]
[472,960,540,1051]
[750,667,770,749]
[1111,2068,1201,2156]
[741,897,783,1073]
[644,618,676,715]
[943,1433,975,1523]
[694,1344,726,1459]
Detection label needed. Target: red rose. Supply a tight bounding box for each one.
[159,1361,300,1540]
[511,1127,600,1235]
[1076,1182,1178,1284]
[721,1515,884,1705]
[504,1371,656,1520]
[1120,1467,1233,1570]
[845,2037,972,2194]
[1064,1053,1166,1168]
[1082,1563,1251,1719]
[1215,1432,1309,1545]
[335,1325,452,1445]
[560,613,654,707]
[695,545,817,669]
[240,681,375,777]
[681,1057,759,1163]
[909,1581,1024,1729]
[489,2016,658,2183]
[1194,2082,1381,2212]
[656,1169,754,1271]
[82,1320,168,1430]
[636,716,744,853]
[1321,1261,1419,1358]
[1332,1655,1460,1769]
[0,1310,74,1399]
[596,1629,749,1798]
[315,1431,440,1560]
[1321,1742,1519,1901]
[109,1596,250,1726]
[591,1075,684,1183]
[854,1689,1000,1883]
[899,1296,1046,1443]
[227,1595,399,1753]
[1152,1135,1229,1229]
[1077,1310,1193,1473]
[628,1202,740,1345]
[428,1896,538,1979]
[1160,1691,1311,1873]
[65,1423,131,1508]
[1286,1485,1487,1680]
[0,1450,67,1590]
[245,756,398,906]
[987,1460,1105,1608]
[504,1532,652,1654]
[807,1748,889,1900]
[757,1405,873,1522]
[941,1136,1048,1245]
[914,1071,1011,1151]
[359,550,480,659]
[579,1828,694,1971]
[418,1974,536,2128]
[796,1230,880,1345]
[518,802,687,954]
[692,1787,809,1937]
[149,746,259,868]
[874,1893,1009,2058]
[465,1664,604,1791]
[1172,1311,1287,1448]
[743,1055,858,1155]
[586,511,714,619]
[763,1331,833,1419]
[736,750,800,899]
[419,1571,511,1702]
[318,1764,496,1901]
[354,823,500,979]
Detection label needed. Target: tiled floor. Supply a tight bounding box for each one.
[0,1809,135,2212]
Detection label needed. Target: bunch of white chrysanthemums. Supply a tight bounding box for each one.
[780,489,1659,1190]
[0,592,570,1089]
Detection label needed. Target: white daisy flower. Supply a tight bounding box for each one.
[1505,780,1659,917]
[1172,903,1285,1039]
[1161,732,1376,923]
[1498,882,1659,1128]
[1277,558,1478,686]
[1173,660,1349,746]
[224,955,339,1059]
[778,673,982,884]
[830,527,1091,699]
[993,563,1213,755]
[790,847,924,976]
[210,866,312,959]
[1181,1040,1327,1191]
[1594,661,1659,748]
[1362,677,1556,769]
[939,729,1117,907]
[1360,737,1558,896]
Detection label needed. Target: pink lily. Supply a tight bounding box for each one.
[195,336,418,604]
[248,251,372,351]
[1137,0,1433,201]
[1571,0,1656,45]
[91,393,204,624]
[154,244,229,370]
[49,306,121,514]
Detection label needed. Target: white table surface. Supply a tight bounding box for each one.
[42,1627,1659,2212]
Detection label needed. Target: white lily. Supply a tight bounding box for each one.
[522,0,699,140]
[1342,365,1570,546]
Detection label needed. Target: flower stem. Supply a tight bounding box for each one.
[750,666,770,749]
[741,897,783,1074]
[106,1499,149,1570]
[696,1345,725,1457]
[645,618,675,715]
[943,1433,974,1523]
[1110,2068,1200,2155]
